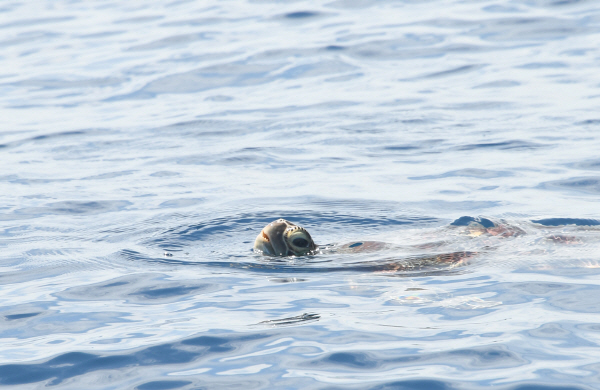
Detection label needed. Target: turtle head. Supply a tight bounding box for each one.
[254,219,317,256]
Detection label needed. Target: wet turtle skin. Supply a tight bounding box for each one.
[253,219,317,256]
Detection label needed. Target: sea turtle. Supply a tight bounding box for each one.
[252,217,498,272]
[253,216,524,257]
[252,216,597,273]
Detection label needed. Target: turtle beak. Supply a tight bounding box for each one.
[254,221,289,256]
[254,227,275,255]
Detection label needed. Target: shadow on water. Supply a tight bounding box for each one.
[118,249,474,277]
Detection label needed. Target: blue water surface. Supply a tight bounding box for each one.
[2,0,600,389]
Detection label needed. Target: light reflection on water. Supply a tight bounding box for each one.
[2,0,600,389]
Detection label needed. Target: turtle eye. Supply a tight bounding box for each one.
[292,238,309,248]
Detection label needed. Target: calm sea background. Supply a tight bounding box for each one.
[2,0,600,389]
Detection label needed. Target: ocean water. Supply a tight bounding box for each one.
[2,0,600,388]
